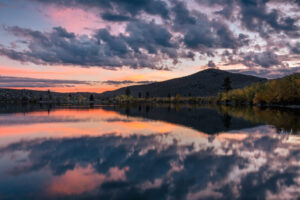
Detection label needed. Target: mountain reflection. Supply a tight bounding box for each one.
[104,105,300,134]
[103,105,261,134]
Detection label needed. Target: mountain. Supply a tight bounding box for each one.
[101,69,267,98]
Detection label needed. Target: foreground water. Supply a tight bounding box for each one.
[0,104,299,200]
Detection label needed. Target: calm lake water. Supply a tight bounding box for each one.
[0,104,299,200]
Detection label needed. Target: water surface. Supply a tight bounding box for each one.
[0,104,299,200]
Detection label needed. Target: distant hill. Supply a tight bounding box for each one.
[0,88,98,103]
[101,69,266,98]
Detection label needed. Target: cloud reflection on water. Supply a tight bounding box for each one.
[0,126,299,199]
[0,106,299,199]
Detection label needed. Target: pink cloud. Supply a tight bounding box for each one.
[45,6,126,35]
[47,165,129,196]
[46,7,103,34]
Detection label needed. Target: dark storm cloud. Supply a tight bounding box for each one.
[207,60,216,67]
[0,25,172,70]
[171,1,196,25]
[195,0,300,38]
[95,20,178,58]
[196,0,235,19]
[124,20,178,57]
[101,13,132,21]
[30,0,170,19]
[52,26,75,38]
[238,0,299,38]
[0,75,95,88]
[241,51,282,68]
[181,21,248,51]
[95,29,129,56]
[222,50,286,68]
[288,42,300,54]
[103,80,156,86]
[171,1,248,53]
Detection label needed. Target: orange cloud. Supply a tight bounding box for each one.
[0,66,70,77]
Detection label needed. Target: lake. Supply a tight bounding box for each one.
[0,104,299,200]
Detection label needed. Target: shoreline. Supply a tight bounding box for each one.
[1,100,300,110]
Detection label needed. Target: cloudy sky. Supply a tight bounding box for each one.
[0,0,299,92]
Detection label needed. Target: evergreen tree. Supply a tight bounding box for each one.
[89,94,95,101]
[47,89,52,100]
[125,87,131,96]
[222,77,232,92]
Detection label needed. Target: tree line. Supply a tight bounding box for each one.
[217,73,300,105]
[121,73,300,106]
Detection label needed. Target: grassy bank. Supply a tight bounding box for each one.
[110,73,300,107]
[216,73,300,105]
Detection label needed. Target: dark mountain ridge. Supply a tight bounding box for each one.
[101,69,267,98]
